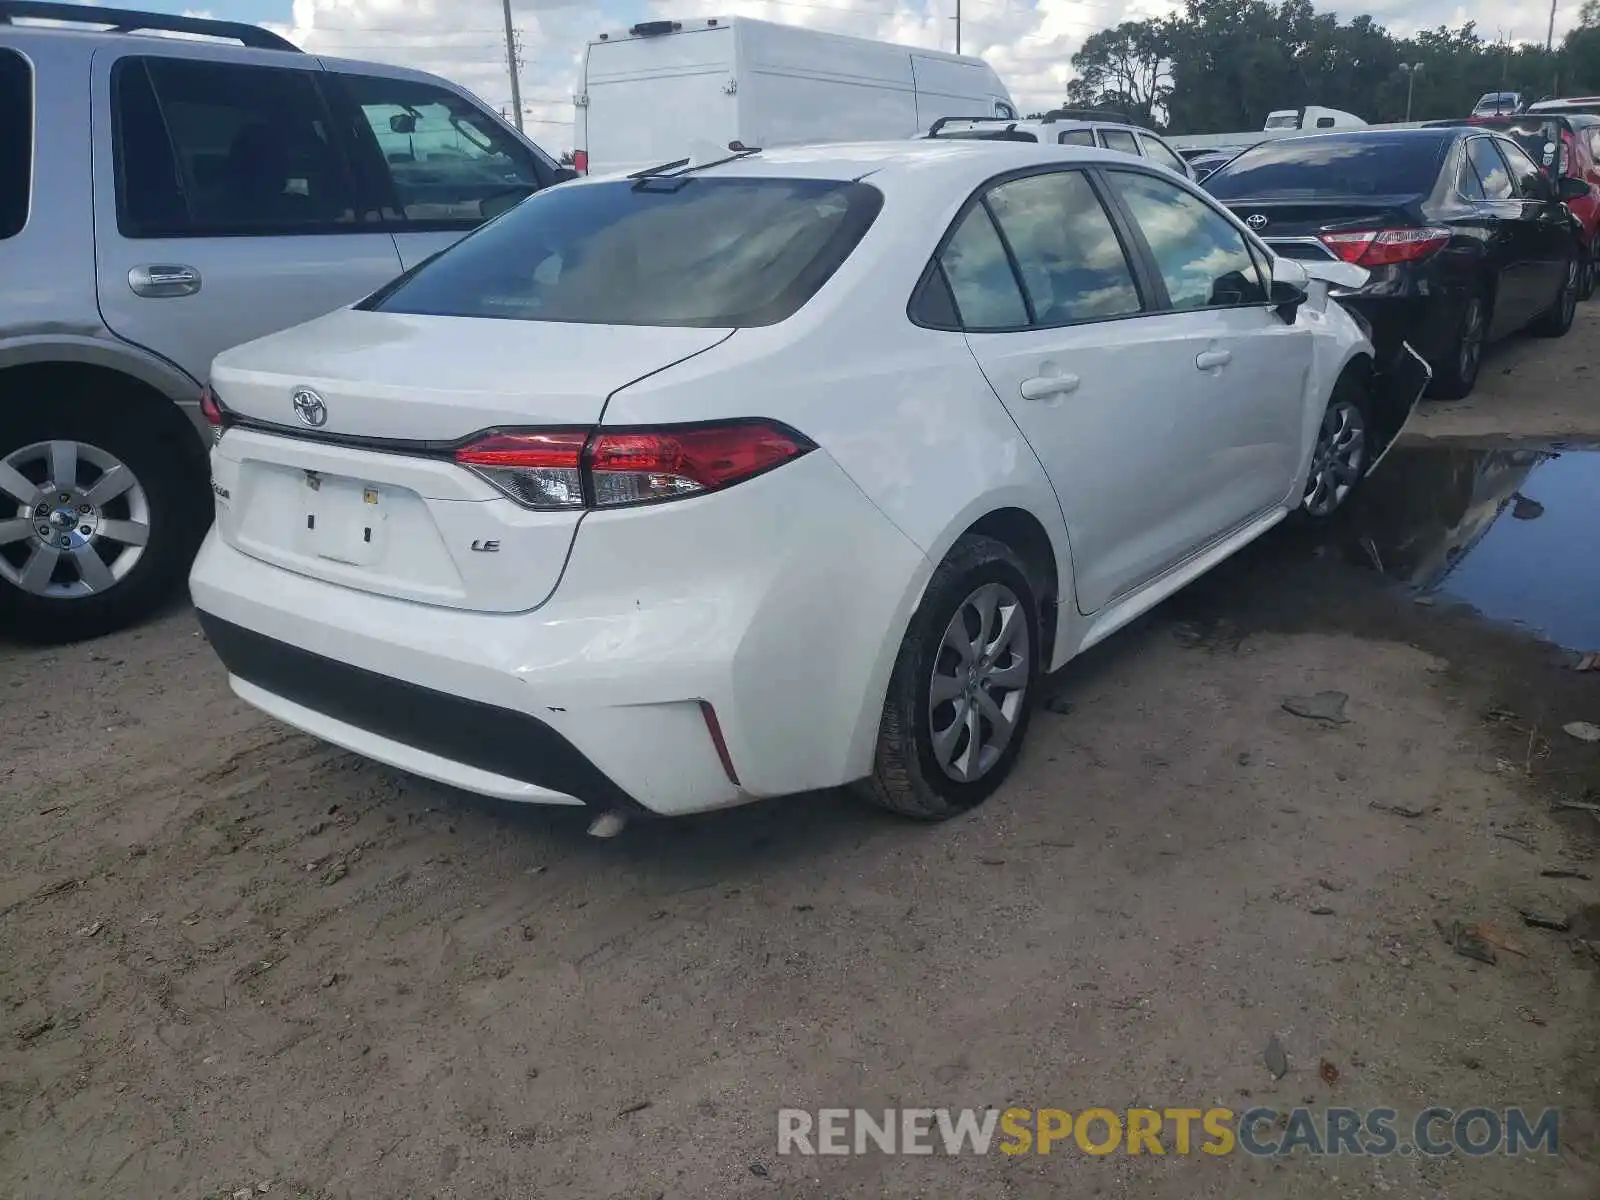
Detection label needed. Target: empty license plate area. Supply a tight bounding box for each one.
[302,474,386,566]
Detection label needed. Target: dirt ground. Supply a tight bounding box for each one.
[3,316,1599,1200]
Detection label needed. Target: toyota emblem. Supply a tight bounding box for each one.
[292,388,328,428]
[1246,213,1269,231]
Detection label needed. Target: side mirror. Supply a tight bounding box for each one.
[551,166,579,184]
[389,113,418,135]
[1269,257,1309,324]
[1559,175,1590,202]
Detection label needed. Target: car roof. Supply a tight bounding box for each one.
[576,138,1164,187]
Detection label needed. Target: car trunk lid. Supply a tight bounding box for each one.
[207,309,732,612]
[1220,196,1421,257]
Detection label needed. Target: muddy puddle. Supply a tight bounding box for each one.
[1329,441,1599,650]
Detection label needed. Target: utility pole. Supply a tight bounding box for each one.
[1547,0,1557,52]
[1399,62,1423,121]
[501,0,524,132]
[955,0,961,54]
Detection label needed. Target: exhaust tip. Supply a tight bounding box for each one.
[587,811,628,839]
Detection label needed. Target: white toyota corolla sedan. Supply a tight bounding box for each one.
[190,139,1426,827]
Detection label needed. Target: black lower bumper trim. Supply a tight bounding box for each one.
[196,611,648,813]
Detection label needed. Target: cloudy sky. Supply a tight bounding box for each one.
[75,0,1583,152]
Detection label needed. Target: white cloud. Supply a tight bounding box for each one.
[261,0,1589,154]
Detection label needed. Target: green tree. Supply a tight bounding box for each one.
[1064,20,1175,124]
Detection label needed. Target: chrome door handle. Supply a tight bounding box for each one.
[1019,373,1080,401]
[1195,349,1232,371]
[128,264,202,298]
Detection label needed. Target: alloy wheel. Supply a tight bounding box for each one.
[0,440,151,598]
[1302,399,1367,518]
[928,581,1031,784]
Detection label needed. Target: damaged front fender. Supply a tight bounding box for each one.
[1363,341,1432,475]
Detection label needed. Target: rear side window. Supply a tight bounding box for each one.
[1465,138,1514,200]
[368,176,882,327]
[0,48,30,239]
[937,205,1029,330]
[1204,134,1447,198]
[1058,129,1096,146]
[111,57,359,237]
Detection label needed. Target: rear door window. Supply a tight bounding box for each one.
[1496,138,1544,197]
[0,48,30,239]
[111,56,358,237]
[1108,170,1267,310]
[1465,137,1514,200]
[982,170,1143,324]
[1058,129,1096,146]
[324,72,553,228]
[367,176,882,327]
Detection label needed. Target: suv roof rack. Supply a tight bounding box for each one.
[925,115,1038,139]
[1040,106,1144,125]
[0,1,302,52]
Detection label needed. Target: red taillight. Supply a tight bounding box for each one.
[453,421,813,510]
[572,149,589,174]
[454,430,587,509]
[1561,131,1575,177]
[199,385,226,427]
[1319,227,1451,267]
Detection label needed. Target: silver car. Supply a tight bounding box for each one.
[0,0,572,642]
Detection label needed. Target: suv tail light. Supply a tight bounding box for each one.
[199,385,226,426]
[1560,129,1575,177]
[453,420,815,510]
[1319,227,1451,267]
[572,149,589,174]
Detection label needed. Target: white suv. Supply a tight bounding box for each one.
[0,1,571,642]
[190,138,1429,825]
[926,109,1198,179]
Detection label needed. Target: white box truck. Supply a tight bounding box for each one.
[573,16,1015,176]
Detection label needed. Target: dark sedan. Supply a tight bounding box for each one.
[1203,128,1584,398]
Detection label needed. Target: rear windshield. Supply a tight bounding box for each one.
[0,48,31,239]
[1203,134,1447,199]
[367,176,883,327]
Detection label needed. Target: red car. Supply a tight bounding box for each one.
[1459,114,1600,299]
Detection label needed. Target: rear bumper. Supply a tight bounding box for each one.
[1335,294,1465,373]
[189,449,931,816]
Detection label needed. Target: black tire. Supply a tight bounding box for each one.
[1425,290,1487,401]
[1579,246,1597,303]
[0,400,211,644]
[1294,371,1372,524]
[856,534,1041,821]
[1533,254,1580,337]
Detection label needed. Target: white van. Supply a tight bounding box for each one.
[1262,105,1367,132]
[573,16,1015,176]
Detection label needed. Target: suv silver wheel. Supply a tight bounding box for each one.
[0,440,151,598]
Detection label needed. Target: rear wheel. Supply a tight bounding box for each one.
[0,402,210,643]
[1425,291,1486,401]
[1579,245,1597,302]
[1533,254,1580,337]
[857,534,1040,821]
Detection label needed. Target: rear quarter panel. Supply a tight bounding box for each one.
[599,175,1078,768]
